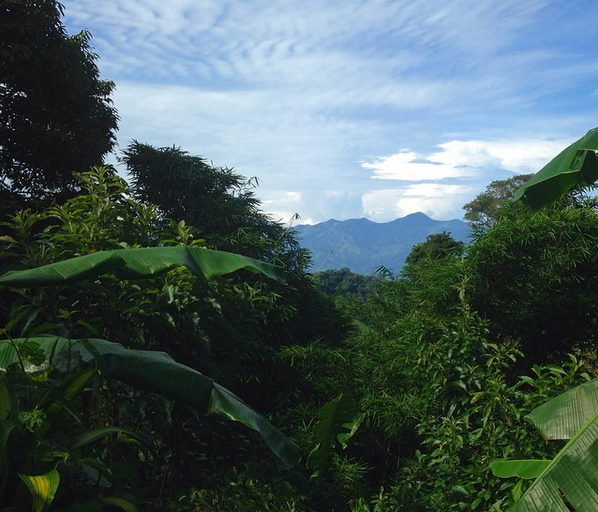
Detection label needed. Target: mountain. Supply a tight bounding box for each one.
[294,212,472,275]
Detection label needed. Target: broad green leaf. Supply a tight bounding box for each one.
[491,459,551,479]
[18,469,60,512]
[527,379,598,440]
[0,337,300,466]
[513,127,598,208]
[70,426,144,450]
[507,406,598,511]
[208,383,300,466]
[0,246,285,287]
[307,393,357,476]
[337,412,364,447]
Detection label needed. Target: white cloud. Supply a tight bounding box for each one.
[59,0,598,224]
[362,150,479,181]
[362,184,475,221]
[362,138,575,181]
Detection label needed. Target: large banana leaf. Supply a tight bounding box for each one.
[527,379,598,441]
[490,459,551,480]
[0,246,285,287]
[513,127,598,208]
[493,379,598,511]
[506,409,598,511]
[0,337,300,466]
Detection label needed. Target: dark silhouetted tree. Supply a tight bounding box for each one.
[0,0,118,215]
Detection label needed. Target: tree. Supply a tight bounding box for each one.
[120,141,311,270]
[0,168,304,509]
[467,205,598,362]
[463,174,533,231]
[0,0,118,214]
[313,268,379,300]
[121,141,259,234]
[404,232,465,267]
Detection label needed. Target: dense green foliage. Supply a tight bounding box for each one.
[467,203,598,363]
[0,168,337,510]
[312,268,380,300]
[2,4,598,510]
[463,175,533,231]
[0,0,118,214]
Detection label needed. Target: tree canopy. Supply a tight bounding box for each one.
[0,0,118,214]
[404,231,465,267]
[120,141,310,271]
[463,174,533,231]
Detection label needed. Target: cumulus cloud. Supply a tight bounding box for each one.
[359,136,577,220]
[361,138,574,181]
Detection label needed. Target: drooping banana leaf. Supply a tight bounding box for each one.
[513,127,598,209]
[0,337,300,466]
[0,246,285,287]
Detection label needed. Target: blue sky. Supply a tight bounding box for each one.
[61,0,598,224]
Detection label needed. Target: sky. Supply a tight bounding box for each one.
[61,0,598,224]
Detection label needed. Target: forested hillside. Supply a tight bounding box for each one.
[2,3,598,511]
[295,214,471,274]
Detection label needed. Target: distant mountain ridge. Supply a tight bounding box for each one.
[295,212,471,275]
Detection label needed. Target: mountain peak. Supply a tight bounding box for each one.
[295,214,470,275]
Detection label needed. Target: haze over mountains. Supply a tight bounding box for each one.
[295,212,471,275]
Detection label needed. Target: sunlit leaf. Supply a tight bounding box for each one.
[526,379,598,440]
[491,459,550,479]
[500,392,598,511]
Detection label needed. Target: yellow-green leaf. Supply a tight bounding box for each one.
[18,469,60,512]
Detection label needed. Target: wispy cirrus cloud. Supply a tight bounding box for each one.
[62,0,598,223]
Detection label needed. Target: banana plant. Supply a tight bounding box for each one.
[0,245,285,286]
[307,393,362,478]
[0,335,299,466]
[496,127,598,510]
[0,247,298,464]
[491,379,598,510]
[513,126,598,208]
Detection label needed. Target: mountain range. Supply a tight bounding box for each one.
[294,212,472,275]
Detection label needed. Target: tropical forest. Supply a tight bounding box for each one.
[3,2,598,511]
